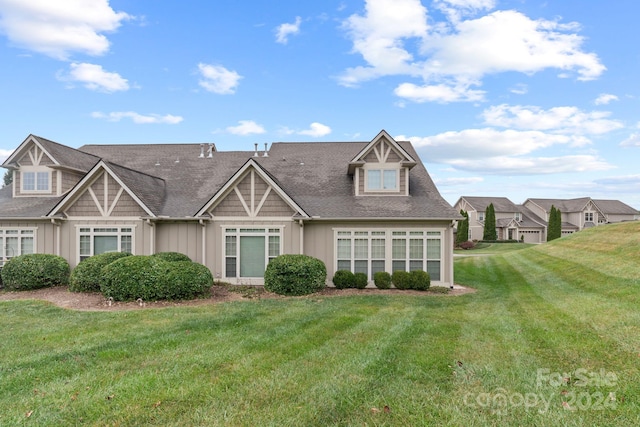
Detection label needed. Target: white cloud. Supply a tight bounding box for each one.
[594,93,619,105]
[509,83,528,95]
[275,16,301,44]
[482,104,624,135]
[91,111,183,124]
[226,120,266,135]
[298,122,331,137]
[197,63,242,94]
[57,62,129,92]
[0,148,13,164]
[434,176,484,186]
[0,0,130,60]
[620,133,640,147]
[340,2,605,102]
[446,155,612,175]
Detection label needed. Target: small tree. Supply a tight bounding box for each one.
[456,210,470,246]
[548,205,562,241]
[2,169,12,188]
[483,203,497,241]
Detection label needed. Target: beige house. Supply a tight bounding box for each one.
[0,130,461,287]
[454,196,547,243]
[454,196,638,244]
[524,197,639,234]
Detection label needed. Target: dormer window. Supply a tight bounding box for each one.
[514,212,521,221]
[21,170,50,192]
[366,169,398,191]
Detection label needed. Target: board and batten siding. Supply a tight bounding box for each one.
[155,222,203,263]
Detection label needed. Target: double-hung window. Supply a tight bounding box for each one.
[78,227,133,262]
[585,212,594,222]
[0,229,35,263]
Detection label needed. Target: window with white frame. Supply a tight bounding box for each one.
[1,229,35,263]
[78,227,133,262]
[514,212,521,221]
[21,170,50,192]
[224,228,281,278]
[336,229,442,281]
[585,212,594,222]
[478,212,484,221]
[366,169,398,191]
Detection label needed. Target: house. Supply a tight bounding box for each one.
[454,196,547,243]
[524,197,639,234]
[0,130,461,287]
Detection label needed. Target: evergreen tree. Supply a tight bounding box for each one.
[2,169,12,188]
[456,210,469,246]
[548,205,562,241]
[483,203,497,241]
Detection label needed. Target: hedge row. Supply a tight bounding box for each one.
[331,269,430,291]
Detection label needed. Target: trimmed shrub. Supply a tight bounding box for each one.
[373,271,391,289]
[264,254,326,296]
[1,254,69,291]
[392,270,412,290]
[0,267,3,289]
[100,255,212,301]
[160,261,213,300]
[69,252,132,292]
[409,270,431,291]
[332,270,355,289]
[152,252,191,262]
[459,240,475,250]
[354,272,368,289]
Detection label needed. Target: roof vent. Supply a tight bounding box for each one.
[207,143,214,158]
[254,143,259,157]
[199,144,205,158]
[263,143,269,157]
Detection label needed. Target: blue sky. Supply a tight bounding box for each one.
[1,0,639,208]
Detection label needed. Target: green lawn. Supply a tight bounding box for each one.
[1,222,640,426]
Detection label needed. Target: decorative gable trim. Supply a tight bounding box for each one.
[3,135,59,169]
[348,130,416,175]
[48,160,156,218]
[196,158,309,218]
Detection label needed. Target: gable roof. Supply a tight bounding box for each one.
[348,130,416,174]
[593,199,639,215]
[457,196,520,213]
[48,160,165,217]
[2,134,99,173]
[525,197,593,213]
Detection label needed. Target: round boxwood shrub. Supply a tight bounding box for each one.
[69,252,132,292]
[100,255,212,301]
[332,270,355,289]
[264,254,326,296]
[409,270,431,291]
[373,271,391,289]
[391,270,412,290]
[1,254,70,291]
[354,272,368,289]
[151,252,191,262]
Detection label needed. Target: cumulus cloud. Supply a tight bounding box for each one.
[594,93,619,105]
[226,120,266,135]
[0,0,130,60]
[434,176,484,186]
[482,104,624,135]
[620,133,640,147]
[91,111,183,124]
[340,1,605,102]
[275,16,302,44]
[298,122,331,137]
[57,62,129,92]
[446,155,612,175]
[198,63,242,94]
[0,148,13,164]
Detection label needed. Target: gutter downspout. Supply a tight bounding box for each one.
[199,219,207,268]
[298,219,304,255]
[146,219,155,255]
[50,218,61,257]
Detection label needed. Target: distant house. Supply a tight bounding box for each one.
[454,196,547,243]
[524,197,639,234]
[0,130,461,287]
[454,196,638,244]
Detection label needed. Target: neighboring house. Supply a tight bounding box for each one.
[0,130,461,287]
[524,197,639,234]
[454,196,547,243]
